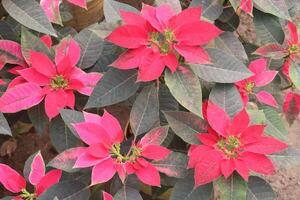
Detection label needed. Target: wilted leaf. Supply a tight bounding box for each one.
[0,139,17,157]
[152,152,188,178]
[164,111,207,144]
[130,85,159,136]
[190,48,252,83]
[165,67,202,117]
[2,0,56,36]
[85,68,140,108]
[209,83,243,117]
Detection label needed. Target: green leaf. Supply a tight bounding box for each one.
[114,186,143,200]
[74,28,104,69]
[152,152,188,178]
[262,106,288,141]
[2,0,56,36]
[170,173,214,200]
[165,67,202,117]
[253,9,285,45]
[209,83,243,117]
[216,173,247,200]
[85,68,140,108]
[289,61,300,90]
[27,103,48,135]
[0,113,12,136]
[21,27,53,64]
[269,147,300,169]
[190,0,223,21]
[190,48,252,83]
[247,176,276,200]
[254,0,291,20]
[164,111,207,144]
[49,116,79,152]
[156,0,182,13]
[60,109,84,138]
[38,180,90,200]
[215,7,240,32]
[130,85,159,136]
[215,32,248,62]
[104,0,138,23]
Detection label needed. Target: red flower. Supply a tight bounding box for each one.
[236,58,278,107]
[103,191,113,200]
[0,38,102,119]
[72,111,171,186]
[255,22,300,81]
[240,0,253,15]
[0,152,62,199]
[107,4,222,81]
[188,102,287,186]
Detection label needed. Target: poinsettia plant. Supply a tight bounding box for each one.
[0,0,299,199]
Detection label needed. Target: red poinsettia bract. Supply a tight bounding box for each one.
[236,58,278,107]
[103,191,113,200]
[0,152,62,199]
[71,110,171,186]
[240,0,253,15]
[188,102,287,187]
[0,38,101,120]
[107,4,222,81]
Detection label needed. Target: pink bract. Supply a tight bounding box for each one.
[188,102,287,186]
[0,152,62,198]
[107,4,222,81]
[240,0,253,15]
[72,110,171,186]
[236,58,278,107]
[0,37,102,120]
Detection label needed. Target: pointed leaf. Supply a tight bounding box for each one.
[0,40,25,68]
[2,0,56,36]
[140,126,169,146]
[190,48,252,83]
[23,151,45,185]
[209,83,243,117]
[104,0,139,23]
[164,111,207,144]
[269,147,300,169]
[289,61,300,90]
[49,116,79,152]
[37,180,90,200]
[85,68,139,108]
[28,103,48,135]
[130,85,159,136]
[165,67,202,117]
[170,173,214,200]
[254,0,291,20]
[74,28,104,69]
[0,113,12,136]
[114,186,143,200]
[247,176,276,200]
[152,152,188,178]
[60,109,84,138]
[216,173,247,200]
[190,0,223,21]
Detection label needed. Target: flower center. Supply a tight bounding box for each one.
[289,44,300,54]
[21,189,36,200]
[110,143,142,163]
[148,29,176,54]
[50,75,68,89]
[245,81,255,93]
[216,136,241,158]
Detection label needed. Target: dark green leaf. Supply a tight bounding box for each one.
[114,186,143,200]
[60,109,84,138]
[190,0,223,21]
[254,0,291,20]
[164,111,207,144]
[49,116,79,152]
[130,84,159,136]
[2,0,56,36]
[170,173,214,200]
[247,176,276,200]
[216,173,247,200]
[165,67,202,117]
[190,48,252,83]
[152,152,188,178]
[253,9,285,45]
[37,180,90,200]
[215,7,239,32]
[27,103,48,135]
[209,83,243,117]
[85,68,140,108]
